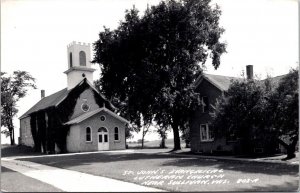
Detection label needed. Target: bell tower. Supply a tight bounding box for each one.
[64,41,96,90]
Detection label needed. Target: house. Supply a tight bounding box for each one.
[190,65,285,154]
[19,41,129,153]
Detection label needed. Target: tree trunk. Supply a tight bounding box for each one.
[8,119,15,145]
[172,122,181,151]
[141,134,145,149]
[160,136,166,148]
[278,137,298,160]
[185,140,190,148]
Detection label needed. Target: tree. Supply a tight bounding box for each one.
[212,69,299,159]
[155,124,169,148]
[212,78,270,154]
[269,69,298,159]
[93,0,226,150]
[1,71,36,145]
[141,124,151,149]
[181,121,190,148]
[94,79,141,140]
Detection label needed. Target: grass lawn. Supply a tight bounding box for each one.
[1,144,41,157]
[18,150,299,192]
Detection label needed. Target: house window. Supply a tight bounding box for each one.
[200,124,213,142]
[201,96,209,113]
[86,127,92,142]
[79,51,86,66]
[114,127,119,141]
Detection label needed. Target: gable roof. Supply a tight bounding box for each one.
[195,73,242,91]
[19,79,115,119]
[19,88,69,119]
[194,73,286,92]
[64,107,129,125]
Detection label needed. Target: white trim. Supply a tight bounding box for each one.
[63,66,96,74]
[64,107,129,125]
[103,107,130,124]
[200,123,214,142]
[98,126,109,150]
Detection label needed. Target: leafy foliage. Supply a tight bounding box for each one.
[212,69,299,157]
[270,69,298,138]
[93,0,226,150]
[269,69,299,158]
[29,78,111,153]
[155,124,169,148]
[212,78,275,153]
[1,71,36,145]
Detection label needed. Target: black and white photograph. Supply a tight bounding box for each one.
[1,0,299,192]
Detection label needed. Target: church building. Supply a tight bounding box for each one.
[19,41,129,153]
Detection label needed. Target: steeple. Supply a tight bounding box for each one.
[64,41,96,90]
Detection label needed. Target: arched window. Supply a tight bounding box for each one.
[114,127,119,141]
[98,127,107,132]
[79,51,86,66]
[86,127,91,142]
[69,52,73,67]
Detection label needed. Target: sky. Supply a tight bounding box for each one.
[1,0,298,144]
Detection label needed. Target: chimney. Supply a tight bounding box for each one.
[246,65,253,79]
[41,90,45,99]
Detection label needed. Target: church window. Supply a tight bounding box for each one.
[100,115,106,121]
[81,100,90,112]
[98,127,107,132]
[114,127,119,141]
[69,52,73,67]
[79,51,86,66]
[86,127,92,142]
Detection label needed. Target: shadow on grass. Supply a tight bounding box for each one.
[127,146,169,149]
[17,150,299,176]
[1,145,41,157]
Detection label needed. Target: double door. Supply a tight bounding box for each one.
[98,127,109,150]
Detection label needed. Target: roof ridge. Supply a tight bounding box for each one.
[19,87,68,119]
[64,107,128,125]
[204,73,243,79]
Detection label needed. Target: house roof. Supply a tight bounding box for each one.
[195,73,242,91]
[64,107,129,125]
[195,73,286,92]
[204,74,243,91]
[19,88,69,119]
[19,79,116,119]
[267,74,286,85]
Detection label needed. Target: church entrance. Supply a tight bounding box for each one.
[98,127,109,150]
